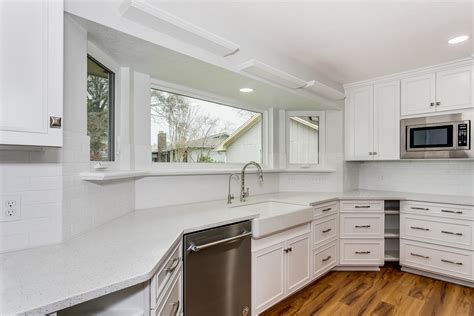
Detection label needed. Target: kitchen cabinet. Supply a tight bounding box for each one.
[401,73,436,116]
[252,225,311,314]
[345,81,400,161]
[401,65,472,116]
[0,0,63,146]
[400,201,474,287]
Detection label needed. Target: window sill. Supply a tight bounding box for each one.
[80,168,336,181]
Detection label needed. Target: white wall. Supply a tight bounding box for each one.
[357,160,474,196]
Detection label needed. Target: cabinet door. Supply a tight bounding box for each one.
[0,0,63,146]
[401,73,436,116]
[345,86,374,160]
[252,242,286,312]
[373,80,400,160]
[436,66,472,112]
[286,233,310,294]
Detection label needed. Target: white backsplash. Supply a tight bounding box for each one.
[357,160,474,196]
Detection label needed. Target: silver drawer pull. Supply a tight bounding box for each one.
[441,230,463,236]
[355,205,370,209]
[321,207,332,212]
[441,259,463,266]
[410,252,430,259]
[410,226,430,231]
[411,207,430,211]
[355,251,371,254]
[165,257,180,273]
[355,225,371,228]
[170,301,180,316]
[322,228,332,233]
[322,255,332,262]
[188,231,252,252]
[441,209,463,214]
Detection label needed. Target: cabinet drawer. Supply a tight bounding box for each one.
[151,244,181,308]
[312,241,337,278]
[339,239,384,265]
[340,200,383,212]
[340,213,384,238]
[401,214,473,250]
[312,215,337,247]
[400,240,473,281]
[153,269,182,316]
[313,202,338,218]
[401,201,474,219]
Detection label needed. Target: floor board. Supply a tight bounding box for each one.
[261,265,474,316]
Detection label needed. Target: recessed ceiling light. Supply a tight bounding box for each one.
[448,35,469,44]
[240,88,253,93]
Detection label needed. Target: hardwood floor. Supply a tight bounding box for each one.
[261,265,474,316]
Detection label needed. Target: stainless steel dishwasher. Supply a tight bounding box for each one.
[183,220,252,316]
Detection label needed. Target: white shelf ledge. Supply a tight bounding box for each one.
[384,229,400,238]
[80,168,336,181]
[384,250,400,262]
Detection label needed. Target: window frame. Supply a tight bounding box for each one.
[282,110,326,169]
[150,79,268,169]
[87,54,116,162]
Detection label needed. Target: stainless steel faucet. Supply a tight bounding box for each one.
[240,161,264,202]
[227,173,239,204]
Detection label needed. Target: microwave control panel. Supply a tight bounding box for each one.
[457,122,469,148]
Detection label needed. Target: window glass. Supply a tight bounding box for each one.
[151,89,262,163]
[87,56,114,161]
[288,116,319,164]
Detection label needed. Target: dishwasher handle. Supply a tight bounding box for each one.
[187,231,252,252]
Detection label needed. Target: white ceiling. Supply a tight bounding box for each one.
[153,1,473,84]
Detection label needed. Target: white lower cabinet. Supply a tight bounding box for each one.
[400,201,474,287]
[339,239,384,266]
[252,224,311,315]
[312,241,337,278]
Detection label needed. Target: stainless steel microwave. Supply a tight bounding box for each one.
[400,112,473,159]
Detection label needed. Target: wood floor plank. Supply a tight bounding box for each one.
[261,265,474,316]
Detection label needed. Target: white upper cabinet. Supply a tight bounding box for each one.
[401,63,473,117]
[401,73,436,116]
[0,0,63,147]
[373,81,400,160]
[345,86,373,160]
[345,81,400,161]
[436,65,472,112]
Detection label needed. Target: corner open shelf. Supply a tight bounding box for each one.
[384,200,400,262]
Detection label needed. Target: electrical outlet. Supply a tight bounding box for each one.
[1,195,21,222]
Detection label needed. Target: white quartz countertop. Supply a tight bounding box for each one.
[1,190,472,315]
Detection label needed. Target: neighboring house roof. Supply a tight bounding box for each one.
[289,116,319,130]
[151,132,229,153]
[215,114,262,152]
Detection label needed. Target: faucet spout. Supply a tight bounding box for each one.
[240,161,264,202]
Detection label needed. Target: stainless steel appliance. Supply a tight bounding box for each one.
[400,112,473,159]
[183,221,252,316]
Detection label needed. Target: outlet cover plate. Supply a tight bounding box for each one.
[1,195,21,222]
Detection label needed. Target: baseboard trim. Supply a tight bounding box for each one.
[401,266,474,288]
[332,266,380,272]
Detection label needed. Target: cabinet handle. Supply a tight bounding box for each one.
[165,257,180,273]
[430,102,435,107]
[373,152,377,155]
[322,255,332,262]
[284,247,293,253]
[322,207,332,212]
[411,207,430,211]
[410,226,430,231]
[436,101,441,106]
[441,230,463,236]
[322,228,332,233]
[369,152,373,155]
[355,251,371,254]
[355,225,371,228]
[441,209,463,214]
[355,205,371,209]
[441,259,463,265]
[410,252,429,259]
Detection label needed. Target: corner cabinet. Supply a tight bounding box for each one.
[0,0,64,147]
[345,81,400,161]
